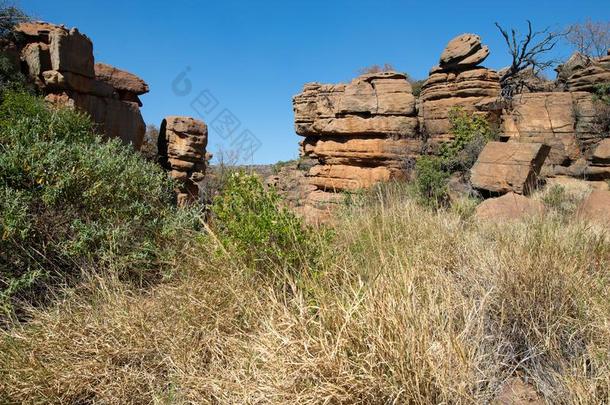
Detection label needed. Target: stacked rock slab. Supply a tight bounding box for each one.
[293,71,420,193]
[502,50,610,181]
[419,34,501,151]
[470,141,551,195]
[565,49,610,92]
[158,116,208,206]
[14,22,147,149]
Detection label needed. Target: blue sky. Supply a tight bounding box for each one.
[20,0,610,164]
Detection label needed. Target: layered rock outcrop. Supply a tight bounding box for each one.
[14,22,147,149]
[291,71,421,222]
[158,116,208,206]
[564,50,610,92]
[419,34,501,150]
[294,72,420,188]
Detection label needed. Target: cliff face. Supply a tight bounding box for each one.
[14,21,148,149]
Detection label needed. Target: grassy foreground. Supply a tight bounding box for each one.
[1,184,608,404]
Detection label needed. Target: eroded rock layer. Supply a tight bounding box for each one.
[294,71,420,191]
[501,91,610,180]
[291,71,421,221]
[419,34,501,151]
[158,116,208,206]
[14,21,147,149]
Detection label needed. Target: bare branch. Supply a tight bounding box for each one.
[495,20,567,97]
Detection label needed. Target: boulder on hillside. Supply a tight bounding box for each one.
[471,141,550,195]
[475,192,545,222]
[592,138,610,164]
[577,190,610,227]
[565,52,610,92]
[439,33,490,70]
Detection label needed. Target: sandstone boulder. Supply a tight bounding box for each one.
[577,190,610,227]
[470,141,550,195]
[292,71,419,214]
[592,138,610,164]
[14,21,149,151]
[439,34,490,69]
[95,63,149,95]
[566,54,610,92]
[475,192,545,222]
[420,34,501,149]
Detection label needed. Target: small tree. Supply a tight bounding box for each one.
[0,2,28,40]
[495,20,565,98]
[140,123,159,160]
[566,19,610,58]
[357,63,395,75]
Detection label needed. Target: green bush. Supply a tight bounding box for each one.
[0,91,199,317]
[440,107,496,172]
[210,171,324,272]
[413,156,450,207]
[593,83,610,105]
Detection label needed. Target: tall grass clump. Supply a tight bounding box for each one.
[0,91,199,318]
[1,183,608,403]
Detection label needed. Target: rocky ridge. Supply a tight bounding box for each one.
[14,21,147,149]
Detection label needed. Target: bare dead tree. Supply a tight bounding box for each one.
[495,20,566,98]
[566,19,610,57]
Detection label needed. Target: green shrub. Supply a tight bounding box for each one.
[413,156,450,207]
[0,91,199,317]
[210,171,324,272]
[593,83,610,105]
[440,107,496,172]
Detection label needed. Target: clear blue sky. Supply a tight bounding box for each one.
[19,0,610,164]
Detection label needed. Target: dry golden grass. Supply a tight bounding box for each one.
[1,185,609,404]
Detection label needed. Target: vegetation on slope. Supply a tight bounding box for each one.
[1,181,609,403]
[0,90,201,319]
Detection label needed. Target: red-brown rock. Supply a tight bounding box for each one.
[475,192,545,222]
[94,63,149,95]
[577,190,610,227]
[470,142,550,195]
[158,117,208,205]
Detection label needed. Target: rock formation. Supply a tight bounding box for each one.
[158,116,208,206]
[475,192,545,222]
[14,21,147,149]
[470,141,550,195]
[577,190,610,227]
[564,50,610,92]
[291,71,421,221]
[419,34,501,151]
